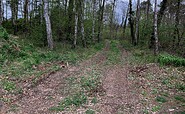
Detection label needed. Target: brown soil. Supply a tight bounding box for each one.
[1,41,184,114]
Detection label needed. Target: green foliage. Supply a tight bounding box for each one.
[158,54,185,66]
[106,40,121,64]
[80,75,100,92]
[28,25,46,46]
[176,83,185,92]
[86,109,95,114]
[174,96,185,103]
[1,80,16,92]
[0,27,9,40]
[50,93,87,111]
[151,105,161,112]
[91,97,98,104]
[156,96,167,103]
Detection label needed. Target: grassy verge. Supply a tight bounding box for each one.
[106,40,121,65]
[0,31,104,102]
[121,40,157,65]
[50,69,102,112]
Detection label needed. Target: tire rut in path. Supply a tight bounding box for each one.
[94,48,142,114]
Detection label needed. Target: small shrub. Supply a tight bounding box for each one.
[50,93,87,111]
[156,96,167,103]
[158,54,185,66]
[174,96,185,103]
[151,105,161,112]
[80,75,100,92]
[86,109,95,114]
[1,81,16,92]
[176,84,185,92]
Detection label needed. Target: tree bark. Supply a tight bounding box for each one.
[80,0,86,48]
[128,0,135,45]
[43,0,54,49]
[0,0,2,26]
[97,0,105,43]
[122,5,129,36]
[146,0,150,21]
[24,0,29,23]
[10,0,19,35]
[154,0,158,55]
[149,0,167,49]
[92,0,96,43]
[134,0,141,45]
[67,0,74,41]
[173,0,181,48]
[109,0,116,39]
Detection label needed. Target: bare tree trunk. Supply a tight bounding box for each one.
[43,0,54,49]
[154,0,158,55]
[128,0,135,45]
[10,0,19,35]
[81,0,86,48]
[149,0,167,49]
[173,0,181,47]
[92,0,96,43]
[109,0,116,39]
[122,5,129,36]
[24,0,29,32]
[97,0,105,43]
[74,12,78,48]
[24,0,29,23]
[146,0,150,21]
[134,0,140,45]
[6,1,7,21]
[0,0,2,26]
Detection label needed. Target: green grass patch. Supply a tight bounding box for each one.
[0,28,104,97]
[174,96,185,103]
[80,75,100,92]
[156,96,168,103]
[51,70,102,112]
[50,92,87,111]
[0,80,16,92]
[106,40,121,64]
[86,109,95,114]
[151,105,161,112]
[176,83,185,92]
[158,54,185,66]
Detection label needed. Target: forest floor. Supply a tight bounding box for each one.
[0,40,185,114]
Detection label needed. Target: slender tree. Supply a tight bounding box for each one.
[43,0,54,49]
[109,0,116,39]
[134,0,141,45]
[173,0,181,47]
[153,0,158,55]
[10,0,19,35]
[24,0,29,23]
[97,0,106,43]
[122,5,129,36]
[92,0,96,43]
[0,0,2,26]
[128,0,135,45]
[149,0,167,49]
[80,0,86,48]
[73,0,78,48]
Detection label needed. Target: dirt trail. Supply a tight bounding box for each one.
[94,47,142,114]
[1,42,110,114]
[1,41,142,114]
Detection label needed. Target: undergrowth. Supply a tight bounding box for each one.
[50,70,102,112]
[0,27,104,101]
[158,54,185,67]
[106,40,121,64]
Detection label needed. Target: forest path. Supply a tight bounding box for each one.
[1,41,142,114]
[93,44,142,114]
